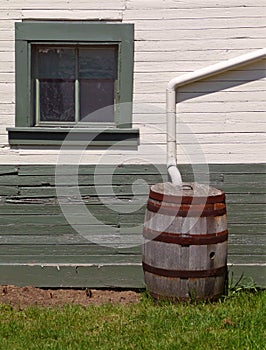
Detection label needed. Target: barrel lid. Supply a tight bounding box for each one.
[149,182,225,204]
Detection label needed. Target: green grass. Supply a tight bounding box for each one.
[0,290,265,350]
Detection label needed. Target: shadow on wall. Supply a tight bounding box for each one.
[176,60,265,103]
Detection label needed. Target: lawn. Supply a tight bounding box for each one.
[0,290,265,350]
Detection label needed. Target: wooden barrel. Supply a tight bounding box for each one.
[142,182,228,302]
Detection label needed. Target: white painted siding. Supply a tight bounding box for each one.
[0,0,265,164]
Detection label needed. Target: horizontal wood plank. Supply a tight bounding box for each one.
[0,233,264,246]
[180,163,266,174]
[0,222,265,236]
[0,263,264,288]
[227,264,266,288]
[0,264,144,288]
[228,224,266,234]
[0,244,141,256]
[126,0,266,10]
[0,186,19,196]
[17,164,167,176]
[17,185,150,197]
[0,174,167,186]
[0,166,17,175]
[0,203,147,216]
[0,243,264,261]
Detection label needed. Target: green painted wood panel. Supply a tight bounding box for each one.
[228,224,266,234]
[0,244,141,257]
[227,265,266,289]
[17,185,150,197]
[228,255,266,264]
[0,239,264,256]
[8,129,140,147]
[0,235,264,256]
[0,215,110,225]
[0,186,19,196]
[178,163,266,174]
[16,22,134,43]
[0,265,144,288]
[0,203,146,215]
[0,174,166,186]
[0,223,265,236]
[0,264,264,289]
[0,204,264,224]
[0,255,141,265]
[226,204,266,223]
[0,166,18,175]
[226,194,266,204]
[0,224,117,236]
[0,163,265,287]
[17,164,167,176]
[0,233,141,245]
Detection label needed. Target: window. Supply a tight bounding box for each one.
[8,21,139,147]
[33,45,118,125]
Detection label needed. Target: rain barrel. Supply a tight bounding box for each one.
[142,182,228,301]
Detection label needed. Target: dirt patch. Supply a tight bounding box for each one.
[0,285,141,309]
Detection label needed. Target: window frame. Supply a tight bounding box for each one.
[8,21,138,147]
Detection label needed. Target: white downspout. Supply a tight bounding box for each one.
[167,48,266,186]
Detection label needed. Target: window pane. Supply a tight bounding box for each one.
[39,79,75,122]
[80,80,114,121]
[79,46,117,121]
[79,46,117,79]
[34,47,75,79]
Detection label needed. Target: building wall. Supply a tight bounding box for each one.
[0,0,265,164]
[0,0,265,287]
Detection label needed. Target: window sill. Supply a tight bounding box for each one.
[7,127,139,148]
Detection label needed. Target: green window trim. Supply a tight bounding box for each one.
[8,21,137,147]
[7,127,139,148]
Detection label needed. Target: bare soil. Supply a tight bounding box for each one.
[0,285,141,309]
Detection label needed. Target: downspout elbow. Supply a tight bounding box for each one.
[167,161,182,187]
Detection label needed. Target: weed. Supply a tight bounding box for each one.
[227,270,258,296]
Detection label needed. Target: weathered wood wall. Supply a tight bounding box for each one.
[0,164,166,287]
[0,1,265,287]
[0,0,265,164]
[0,164,265,287]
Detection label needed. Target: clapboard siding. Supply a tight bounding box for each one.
[4,26,266,39]
[0,265,143,288]
[124,7,266,19]
[126,0,266,9]
[0,1,265,165]
[0,164,162,287]
[2,0,266,10]
[0,164,265,287]
[0,1,265,287]
[0,144,265,164]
